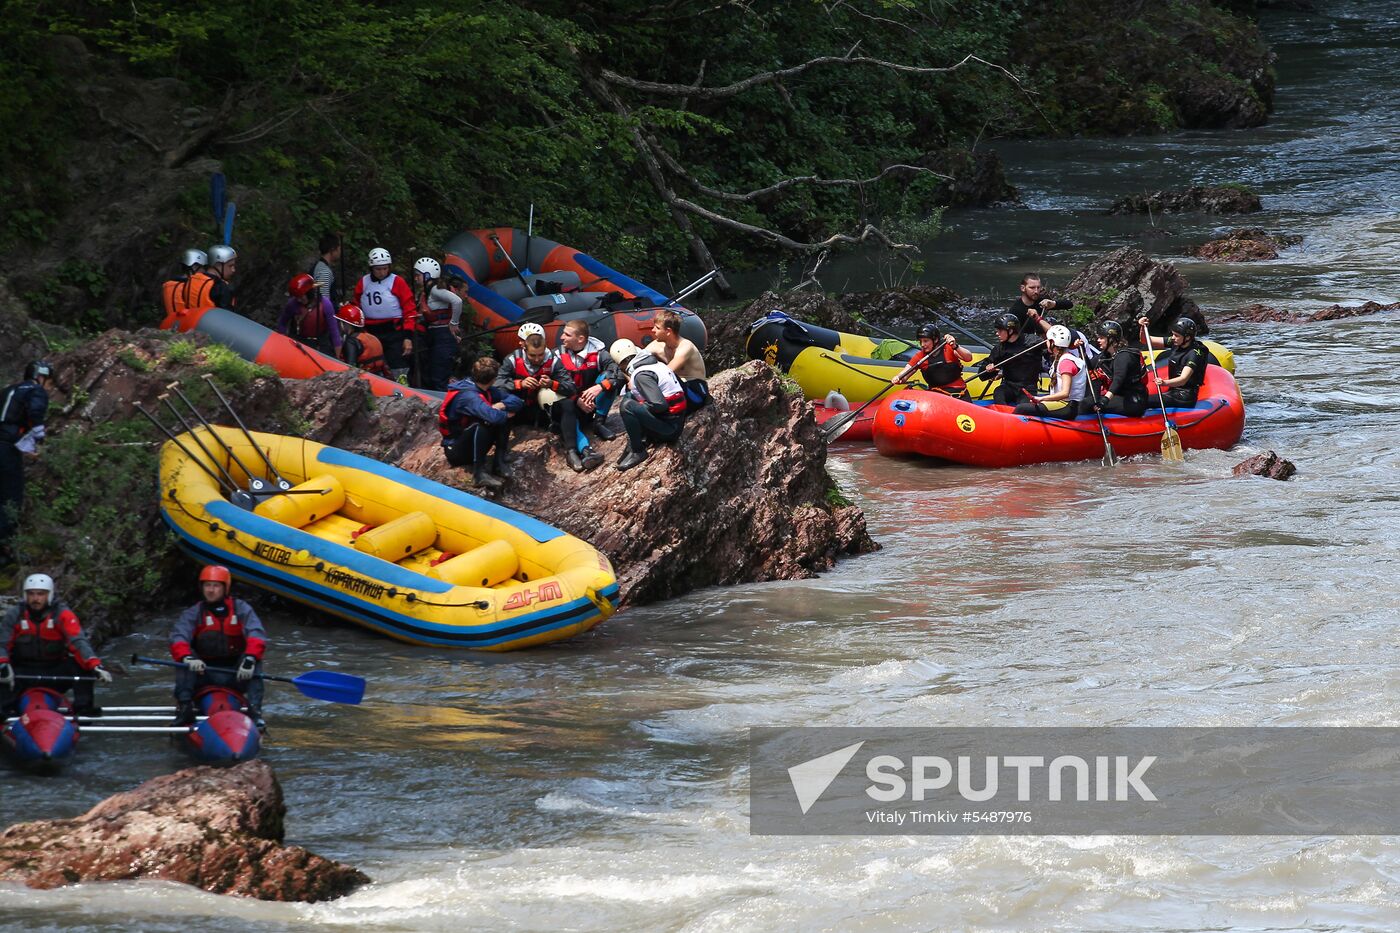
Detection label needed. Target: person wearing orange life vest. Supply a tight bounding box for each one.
[169,565,267,727]
[440,356,522,490]
[335,304,391,377]
[611,339,688,472]
[492,323,576,478]
[206,244,238,313]
[891,323,974,397]
[276,273,342,356]
[0,572,112,717]
[354,247,418,379]
[160,249,215,323]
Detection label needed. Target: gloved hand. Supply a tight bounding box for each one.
[93,666,113,683]
[236,654,258,683]
[183,656,206,674]
[0,662,13,688]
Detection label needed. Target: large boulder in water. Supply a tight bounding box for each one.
[0,760,367,901]
[1192,228,1301,262]
[1109,185,1261,215]
[1062,247,1209,336]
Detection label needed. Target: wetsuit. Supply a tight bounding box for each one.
[170,597,267,714]
[1157,341,1210,408]
[0,378,48,548]
[1008,298,1071,337]
[978,334,1042,406]
[1092,347,1148,417]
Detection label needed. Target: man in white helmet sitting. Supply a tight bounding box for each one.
[0,572,112,718]
[609,339,689,471]
[493,323,576,476]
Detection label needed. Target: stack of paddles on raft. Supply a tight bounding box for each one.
[144,375,619,649]
[2,658,363,773]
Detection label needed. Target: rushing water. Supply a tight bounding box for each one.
[5,4,1400,930]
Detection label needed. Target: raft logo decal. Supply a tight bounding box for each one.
[955,414,976,434]
[324,568,386,599]
[254,542,292,564]
[503,581,563,611]
[763,341,779,366]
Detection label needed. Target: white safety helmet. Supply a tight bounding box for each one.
[609,338,639,368]
[517,321,546,342]
[22,573,54,596]
[368,247,392,267]
[182,248,208,269]
[1046,324,1073,349]
[207,244,237,265]
[413,257,441,280]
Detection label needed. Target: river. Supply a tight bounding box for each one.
[4,3,1400,930]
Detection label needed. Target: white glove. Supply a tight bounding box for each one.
[94,666,113,683]
[236,654,257,683]
[0,663,13,688]
[183,657,206,674]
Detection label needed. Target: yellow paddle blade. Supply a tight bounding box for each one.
[1161,424,1185,462]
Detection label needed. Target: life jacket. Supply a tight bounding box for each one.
[353,332,388,376]
[508,349,560,403]
[359,273,406,322]
[559,337,605,388]
[630,359,687,416]
[420,287,455,326]
[1167,341,1209,390]
[0,381,41,439]
[192,598,248,661]
[10,603,76,664]
[438,384,491,439]
[916,344,965,391]
[161,271,216,322]
[1055,353,1088,403]
[293,297,329,340]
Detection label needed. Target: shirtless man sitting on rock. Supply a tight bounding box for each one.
[643,310,706,381]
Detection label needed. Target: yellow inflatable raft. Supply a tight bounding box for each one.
[158,427,619,650]
[746,311,1235,404]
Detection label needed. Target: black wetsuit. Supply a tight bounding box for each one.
[1008,298,1071,337]
[1157,341,1209,408]
[978,334,1043,406]
[1093,347,1148,416]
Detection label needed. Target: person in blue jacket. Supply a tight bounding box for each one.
[438,356,523,490]
[0,361,54,564]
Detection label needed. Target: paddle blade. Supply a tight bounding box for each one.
[822,410,859,441]
[210,173,226,226]
[222,202,237,246]
[1161,424,1185,462]
[291,670,365,705]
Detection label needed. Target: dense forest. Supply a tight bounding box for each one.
[0,0,1273,331]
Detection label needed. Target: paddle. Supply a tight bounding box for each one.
[1141,323,1184,462]
[210,173,226,236]
[488,233,536,297]
[1079,347,1119,466]
[969,339,1047,401]
[823,383,897,440]
[864,316,987,351]
[132,655,365,705]
[222,202,237,247]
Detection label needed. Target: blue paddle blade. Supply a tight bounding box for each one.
[222,202,236,246]
[291,670,365,705]
[210,173,226,226]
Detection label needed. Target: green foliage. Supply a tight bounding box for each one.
[200,344,276,388]
[164,338,197,365]
[117,348,153,372]
[825,485,852,508]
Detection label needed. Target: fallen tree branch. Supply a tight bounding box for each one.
[164,88,236,168]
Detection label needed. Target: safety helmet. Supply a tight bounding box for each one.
[1046,324,1073,348]
[199,565,232,587]
[609,338,639,366]
[208,245,237,265]
[1170,317,1199,338]
[917,323,941,342]
[24,361,53,381]
[21,573,54,596]
[995,313,1020,333]
[182,248,208,269]
[517,321,546,342]
[1098,320,1124,341]
[335,303,365,327]
[368,247,392,267]
[288,273,317,298]
[413,257,441,280]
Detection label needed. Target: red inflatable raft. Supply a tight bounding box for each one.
[872,364,1245,468]
[443,227,707,358]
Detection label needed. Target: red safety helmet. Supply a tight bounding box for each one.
[288,273,318,298]
[336,303,365,327]
[199,565,232,587]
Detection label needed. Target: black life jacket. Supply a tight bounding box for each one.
[192,598,247,660]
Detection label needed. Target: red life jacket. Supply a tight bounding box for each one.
[438,384,492,439]
[10,604,77,664]
[510,351,558,403]
[192,598,247,661]
[559,340,604,389]
[295,297,328,339]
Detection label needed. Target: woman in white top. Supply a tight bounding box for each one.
[1012,324,1086,420]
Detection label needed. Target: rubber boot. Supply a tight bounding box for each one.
[473,461,504,491]
[174,700,197,726]
[493,426,516,479]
